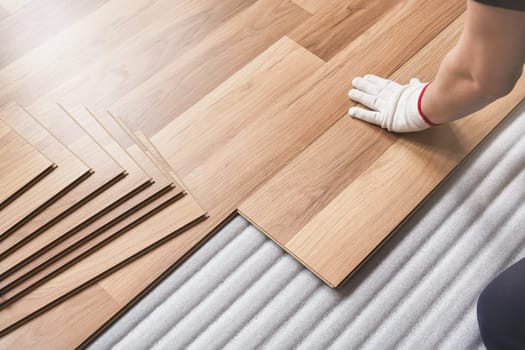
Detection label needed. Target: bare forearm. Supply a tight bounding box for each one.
[421,46,501,124]
[421,0,525,125]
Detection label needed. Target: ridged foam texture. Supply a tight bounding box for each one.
[89,101,525,350]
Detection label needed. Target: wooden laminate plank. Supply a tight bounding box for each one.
[154,0,464,213]
[290,0,341,14]
[0,0,255,110]
[0,146,218,348]
[0,103,126,274]
[42,0,257,115]
[0,0,107,70]
[93,110,175,190]
[151,35,323,195]
[0,187,183,304]
[241,14,525,287]
[0,284,121,350]
[0,194,206,335]
[288,0,399,61]
[238,16,465,247]
[287,83,525,287]
[0,104,92,240]
[111,0,311,136]
[0,0,161,107]
[0,119,55,208]
[0,108,181,295]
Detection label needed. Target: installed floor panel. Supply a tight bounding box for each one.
[238,13,525,287]
[90,101,525,349]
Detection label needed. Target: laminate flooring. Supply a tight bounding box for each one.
[0,103,129,276]
[0,104,92,241]
[0,0,524,346]
[0,107,180,296]
[0,119,55,208]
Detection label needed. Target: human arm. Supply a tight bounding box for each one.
[348,0,525,132]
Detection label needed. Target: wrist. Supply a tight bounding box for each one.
[417,82,439,127]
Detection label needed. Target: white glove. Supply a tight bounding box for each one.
[348,74,437,133]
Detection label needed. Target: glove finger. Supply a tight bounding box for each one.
[348,89,379,110]
[352,77,380,95]
[348,106,381,126]
[364,74,402,90]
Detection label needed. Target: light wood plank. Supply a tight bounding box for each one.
[158,0,463,216]
[151,35,324,204]
[0,0,107,70]
[287,78,525,286]
[0,119,55,208]
[111,0,311,136]
[0,0,256,110]
[289,0,399,60]
[0,187,183,304]
[0,284,120,350]
[0,194,206,334]
[242,14,525,287]
[0,104,92,240]
[291,0,341,14]
[0,102,125,273]
[239,15,466,247]
[0,0,162,107]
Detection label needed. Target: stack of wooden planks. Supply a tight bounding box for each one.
[0,103,207,341]
[1,0,524,348]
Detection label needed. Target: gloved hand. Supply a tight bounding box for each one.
[348,74,437,133]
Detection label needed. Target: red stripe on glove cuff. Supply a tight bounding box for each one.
[417,82,439,127]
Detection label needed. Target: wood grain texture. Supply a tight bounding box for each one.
[0,284,121,350]
[291,0,342,14]
[0,134,213,348]
[156,0,464,216]
[239,15,466,248]
[111,0,311,136]
[152,36,324,213]
[92,110,175,190]
[0,104,92,240]
[0,119,55,208]
[0,0,107,70]
[153,0,463,239]
[0,108,181,298]
[0,102,126,274]
[0,188,184,305]
[289,0,399,61]
[0,106,152,257]
[0,0,164,107]
[241,14,525,287]
[0,194,206,335]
